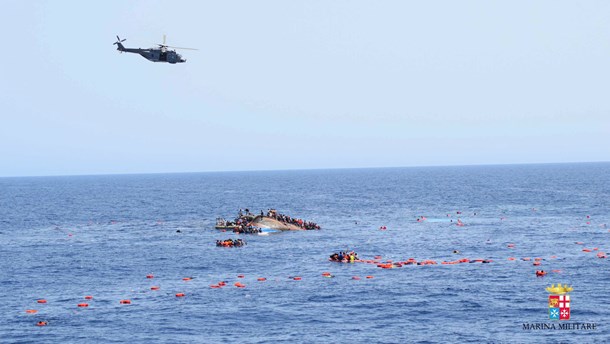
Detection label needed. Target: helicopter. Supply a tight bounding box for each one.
[113,35,197,64]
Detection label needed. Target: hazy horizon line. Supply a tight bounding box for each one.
[1,160,608,179]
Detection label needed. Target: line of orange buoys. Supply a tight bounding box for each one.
[352,256,493,269]
[27,270,387,326]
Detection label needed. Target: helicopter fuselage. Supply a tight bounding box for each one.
[139,49,185,64]
[116,44,186,64]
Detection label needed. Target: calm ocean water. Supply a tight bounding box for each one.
[0,163,608,343]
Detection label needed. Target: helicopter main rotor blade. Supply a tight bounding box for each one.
[166,46,198,50]
[163,34,166,46]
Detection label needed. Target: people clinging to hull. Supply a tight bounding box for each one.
[265,209,321,230]
[233,225,262,234]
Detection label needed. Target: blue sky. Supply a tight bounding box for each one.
[1,0,609,177]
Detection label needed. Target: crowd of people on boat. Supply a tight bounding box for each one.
[266,209,321,230]
[233,225,262,234]
[216,217,261,234]
[329,251,359,262]
[238,209,254,217]
[216,239,246,247]
[215,217,238,228]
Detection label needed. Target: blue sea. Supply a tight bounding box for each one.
[1,163,608,343]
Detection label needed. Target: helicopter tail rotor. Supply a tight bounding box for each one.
[113,35,126,52]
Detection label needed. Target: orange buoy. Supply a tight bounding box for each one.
[234,282,245,288]
[210,284,221,288]
[535,270,546,277]
[77,303,89,307]
[175,293,185,297]
[37,299,47,304]
[366,275,374,279]
[36,321,48,326]
[25,309,37,314]
[257,277,266,281]
[119,300,131,304]
[146,274,154,279]
[321,272,331,276]
[237,275,245,278]
[582,249,592,252]
[533,262,541,266]
[182,277,192,281]
[84,295,93,300]
[150,286,160,290]
[597,252,607,258]
[293,277,302,280]
[352,276,361,280]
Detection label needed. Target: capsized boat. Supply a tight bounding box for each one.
[214,209,321,231]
